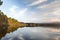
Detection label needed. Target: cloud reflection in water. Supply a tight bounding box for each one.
[1,27,60,40]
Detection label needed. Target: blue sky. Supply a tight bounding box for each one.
[0,0,60,23]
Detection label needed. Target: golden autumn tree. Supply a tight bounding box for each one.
[0,11,8,39]
[7,17,26,33]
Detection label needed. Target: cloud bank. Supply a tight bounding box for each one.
[1,0,60,23]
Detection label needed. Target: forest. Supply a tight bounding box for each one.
[0,10,26,38]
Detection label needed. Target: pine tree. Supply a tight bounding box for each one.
[0,0,3,5]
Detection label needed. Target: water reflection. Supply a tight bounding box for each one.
[1,27,60,40]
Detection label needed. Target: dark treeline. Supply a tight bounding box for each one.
[26,23,60,28]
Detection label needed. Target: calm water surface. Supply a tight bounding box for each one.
[1,27,60,40]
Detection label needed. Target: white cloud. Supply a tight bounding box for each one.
[28,0,47,6]
[37,0,60,15]
[6,5,19,18]
[6,0,60,23]
[47,28,60,32]
[34,0,60,23]
[7,5,28,22]
[9,5,18,12]
[52,9,60,15]
[14,8,28,22]
[2,27,60,40]
[18,8,28,17]
[37,0,59,8]
[25,0,60,23]
[49,18,60,22]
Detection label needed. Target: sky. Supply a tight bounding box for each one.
[0,0,60,23]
